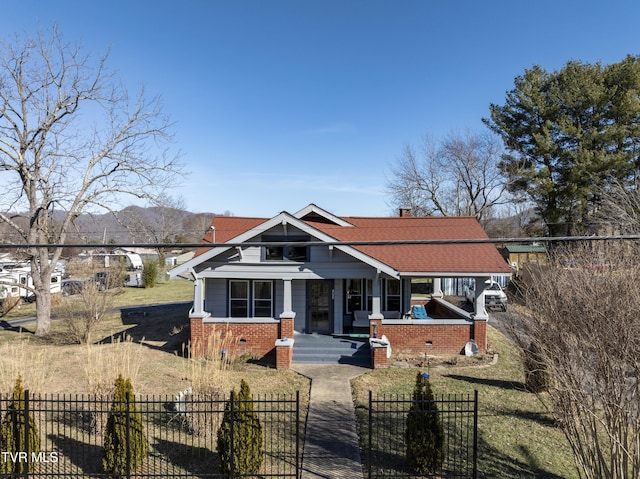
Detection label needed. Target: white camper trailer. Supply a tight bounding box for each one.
[0,266,62,303]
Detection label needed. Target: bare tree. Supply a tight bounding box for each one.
[0,25,183,335]
[386,129,509,224]
[58,270,122,344]
[594,179,640,234]
[513,242,640,479]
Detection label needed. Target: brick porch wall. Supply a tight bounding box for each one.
[369,319,487,356]
[190,317,282,361]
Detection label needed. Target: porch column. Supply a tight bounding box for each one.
[369,275,384,320]
[432,277,443,298]
[190,277,206,317]
[473,276,489,320]
[282,278,294,315]
[279,278,296,339]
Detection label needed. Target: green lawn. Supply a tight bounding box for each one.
[352,326,579,479]
[1,277,193,321]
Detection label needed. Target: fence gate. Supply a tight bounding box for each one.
[367,390,478,478]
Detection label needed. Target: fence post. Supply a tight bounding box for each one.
[368,390,372,479]
[230,390,235,479]
[295,390,300,479]
[473,390,478,479]
[125,391,131,479]
[23,389,29,479]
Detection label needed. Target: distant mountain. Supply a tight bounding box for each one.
[63,207,221,245]
[0,207,222,247]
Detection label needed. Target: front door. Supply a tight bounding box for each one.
[307,280,333,334]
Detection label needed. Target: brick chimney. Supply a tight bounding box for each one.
[399,208,412,217]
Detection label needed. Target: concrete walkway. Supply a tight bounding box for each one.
[292,364,368,479]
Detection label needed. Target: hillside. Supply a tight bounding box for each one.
[0,207,222,246]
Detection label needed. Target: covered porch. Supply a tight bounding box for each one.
[187,272,497,365]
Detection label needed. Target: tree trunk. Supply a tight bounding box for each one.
[34,288,52,336]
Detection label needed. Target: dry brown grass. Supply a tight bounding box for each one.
[0,302,309,400]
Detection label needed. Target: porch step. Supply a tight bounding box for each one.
[292,333,370,366]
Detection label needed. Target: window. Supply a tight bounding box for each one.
[386,279,401,312]
[345,279,363,313]
[229,280,274,318]
[253,281,273,317]
[263,236,309,262]
[229,280,249,317]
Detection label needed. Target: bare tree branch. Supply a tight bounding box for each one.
[0,25,185,335]
[386,129,510,224]
[513,242,640,479]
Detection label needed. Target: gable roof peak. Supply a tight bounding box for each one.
[293,203,353,227]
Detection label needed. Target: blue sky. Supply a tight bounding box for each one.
[2,1,640,217]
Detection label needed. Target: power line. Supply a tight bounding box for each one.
[0,234,639,249]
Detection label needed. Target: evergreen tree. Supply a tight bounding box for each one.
[217,379,264,477]
[485,55,640,236]
[142,260,158,288]
[0,376,41,475]
[406,372,444,475]
[102,374,148,477]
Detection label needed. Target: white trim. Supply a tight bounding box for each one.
[293,204,353,226]
[399,271,512,278]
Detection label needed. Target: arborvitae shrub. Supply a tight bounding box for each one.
[524,341,550,393]
[406,372,444,475]
[0,376,41,475]
[217,379,264,476]
[141,260,158,288]
[102,374,148,477]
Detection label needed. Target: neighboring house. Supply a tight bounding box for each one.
[502,244,547,276]
[170,204,511,367]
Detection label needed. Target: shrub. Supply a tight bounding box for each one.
[102,374,148,477]
[142,260,158,288]
[217,379,263,477]
[406,372,444,475]
[0,376,41,475]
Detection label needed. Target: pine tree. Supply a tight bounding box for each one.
[142,260,158,288]
[406,372,444,475]
[0,376,41,475]
[217,379,264,477]
[102,374,148,477]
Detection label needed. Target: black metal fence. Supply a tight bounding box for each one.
[0,390,300,478]
[365,390,478,479]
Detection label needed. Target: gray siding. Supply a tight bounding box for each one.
[204,278,227,317]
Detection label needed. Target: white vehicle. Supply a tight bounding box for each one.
[85,251,143,271]
[0,267,62,303]
[465,279,508,311]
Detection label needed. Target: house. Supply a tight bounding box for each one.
[169,204,512,367]
[501,244,547,276]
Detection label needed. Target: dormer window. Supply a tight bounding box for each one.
[263,235,309,262]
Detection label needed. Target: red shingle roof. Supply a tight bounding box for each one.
[309,216,510,274]
[196,213,511,275]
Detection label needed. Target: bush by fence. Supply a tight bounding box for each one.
[363,390,478,479]
[0,389,300,478]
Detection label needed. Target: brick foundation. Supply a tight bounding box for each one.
[373,320,487,356]
[371,344,389,369]
[189,314,298,368]
[275,339,294,370]
[190,317,280,361]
